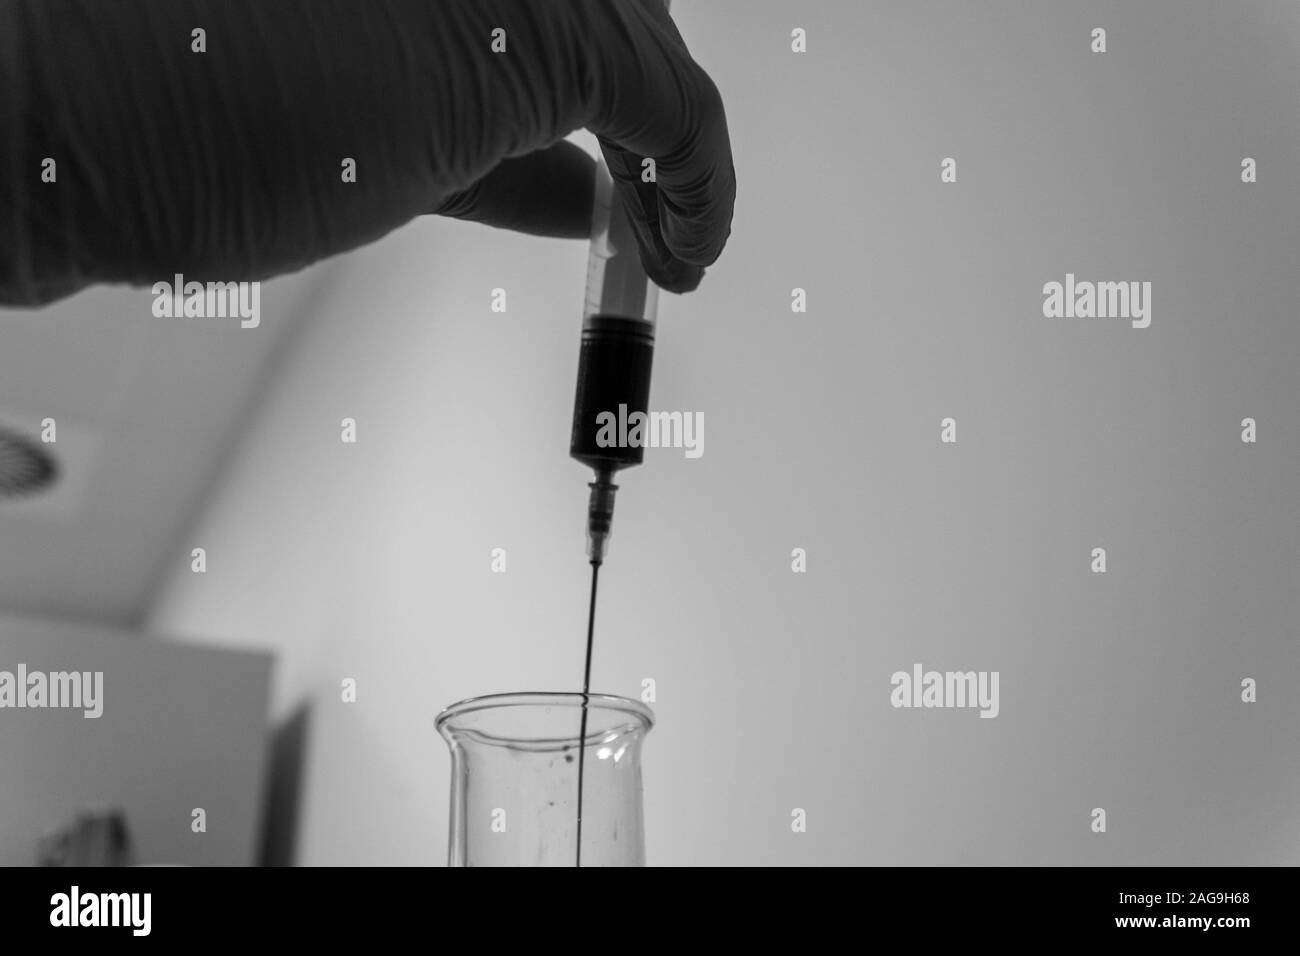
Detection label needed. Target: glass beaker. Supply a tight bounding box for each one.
[436,692,654,867]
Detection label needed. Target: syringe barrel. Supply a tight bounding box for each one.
[571,153,657,473]
[570,314,654,472]
[583,153,659,327]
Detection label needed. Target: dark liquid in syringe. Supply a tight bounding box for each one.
[570,315,655,473]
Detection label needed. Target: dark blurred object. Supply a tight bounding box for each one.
[37,809,134,866]
[259,703,311,866]
[0,424,57,498]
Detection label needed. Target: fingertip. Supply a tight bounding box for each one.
[642,253,704,295]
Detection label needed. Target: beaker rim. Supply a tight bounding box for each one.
[435,691,654,740]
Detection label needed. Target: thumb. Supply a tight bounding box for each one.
[431,141,595,240]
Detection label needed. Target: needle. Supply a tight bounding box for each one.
[575,559,599,867]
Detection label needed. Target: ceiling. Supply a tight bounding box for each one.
[0,270,327,625]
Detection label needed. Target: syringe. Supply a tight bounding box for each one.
[569,153,658,566]
[568,148,660,867]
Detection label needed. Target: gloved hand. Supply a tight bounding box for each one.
[0,0,735,306]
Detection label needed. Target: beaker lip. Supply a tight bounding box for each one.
[435,691,654,740]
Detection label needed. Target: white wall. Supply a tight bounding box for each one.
[147,1,1300,865]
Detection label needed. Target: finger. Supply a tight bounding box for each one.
[430,140,595,240]
[583,0,736,275]
[598,137,705,293]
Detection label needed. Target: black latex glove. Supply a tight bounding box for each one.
[0,0,735,306]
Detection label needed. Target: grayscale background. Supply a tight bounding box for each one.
[1,0,1297,865]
